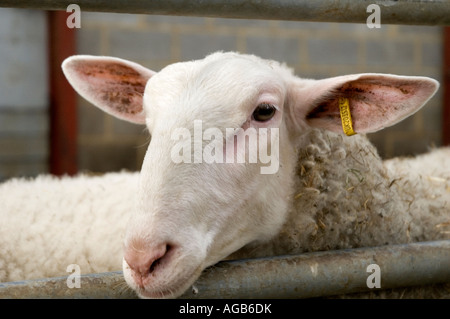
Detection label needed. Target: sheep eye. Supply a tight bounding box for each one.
[252,103,276,122]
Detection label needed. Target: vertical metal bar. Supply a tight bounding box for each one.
[47,11,78,175]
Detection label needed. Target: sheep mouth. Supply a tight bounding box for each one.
[132,265,204,299]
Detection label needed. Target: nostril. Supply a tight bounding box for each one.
[125,242,171,280]
[149,258,159,273]
[149,244,170,273]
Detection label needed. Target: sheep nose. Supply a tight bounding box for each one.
[124,242,169,286]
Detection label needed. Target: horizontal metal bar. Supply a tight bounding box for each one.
[0,271,136,299]
[0,240,449,298]
[183,240,450,298]
[0,0,449,25]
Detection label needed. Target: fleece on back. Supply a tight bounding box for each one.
[0,172,138,282]
[230,129,450,259]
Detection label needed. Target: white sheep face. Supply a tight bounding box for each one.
[62,52,438,298]
[123,54,296,298]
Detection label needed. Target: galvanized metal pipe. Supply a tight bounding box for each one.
[184,240,450,298]
[0,240,449,298]
[0,0,449,25]
[0,271,136,299]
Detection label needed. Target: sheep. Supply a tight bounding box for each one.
[0,52,449,299]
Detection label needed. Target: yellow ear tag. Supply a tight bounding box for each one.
[339,97,356,136]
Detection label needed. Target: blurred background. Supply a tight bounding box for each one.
[0,8,446,181]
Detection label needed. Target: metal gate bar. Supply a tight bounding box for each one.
[0,0,449,25]
[1,240,449,299]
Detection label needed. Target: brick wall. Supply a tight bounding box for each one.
[0,9,48,181]
[0,10,443,179]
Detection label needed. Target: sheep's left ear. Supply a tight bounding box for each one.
[62,55,156,124]
[290,73,439,134]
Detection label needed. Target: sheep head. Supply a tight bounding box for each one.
[62,52,438,298]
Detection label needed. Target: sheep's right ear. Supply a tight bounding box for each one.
[62,55,156,124]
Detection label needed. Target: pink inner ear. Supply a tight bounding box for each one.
[341,79,424,132]
[63,56,155,124]
[76,60,148,122]
[305,74,438,134]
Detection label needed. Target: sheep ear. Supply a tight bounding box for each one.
[291,74,439,134]
[62,55,156,124]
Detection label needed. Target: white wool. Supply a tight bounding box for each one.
[0,172,138,282]
[229,131,450,259]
